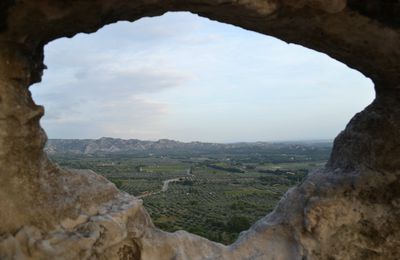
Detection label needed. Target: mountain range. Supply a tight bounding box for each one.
[45,137,332,156]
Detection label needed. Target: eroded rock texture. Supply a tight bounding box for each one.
[0,1,399,259]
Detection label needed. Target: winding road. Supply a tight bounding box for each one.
[161,178,181,192]
[137,168,193,198]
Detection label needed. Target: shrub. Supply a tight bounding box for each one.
[226,215,251,233]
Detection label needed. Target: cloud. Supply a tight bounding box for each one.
[34,38,190,139]
[32,12,374,142]
[41,96,168,139]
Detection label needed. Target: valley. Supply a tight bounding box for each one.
[48,138,331,244]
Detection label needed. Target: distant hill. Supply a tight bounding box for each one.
[45,137,332,158]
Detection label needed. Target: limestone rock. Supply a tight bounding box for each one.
[0,0,399,259]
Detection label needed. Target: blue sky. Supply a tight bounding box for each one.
[31,12,374,142]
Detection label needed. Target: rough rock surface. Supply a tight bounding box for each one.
[0,0,399,259]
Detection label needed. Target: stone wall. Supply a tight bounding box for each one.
[0,1,399,259]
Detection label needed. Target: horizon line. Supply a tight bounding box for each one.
[47,136,334,144]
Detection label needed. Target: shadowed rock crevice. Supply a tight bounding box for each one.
[0,1,399,259]
[348,0,400,28]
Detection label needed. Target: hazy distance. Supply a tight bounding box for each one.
[32,12,375,143]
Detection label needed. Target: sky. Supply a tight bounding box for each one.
[31,12,375,143]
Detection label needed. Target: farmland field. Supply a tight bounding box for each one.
[49,141,331,244]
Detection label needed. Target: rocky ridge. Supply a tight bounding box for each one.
[45,137,331,155]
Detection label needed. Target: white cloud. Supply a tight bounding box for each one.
[32,12,375,142]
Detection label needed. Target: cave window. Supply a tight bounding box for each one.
[32,12,374,245]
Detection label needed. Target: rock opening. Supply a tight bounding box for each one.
[0,1,399,259]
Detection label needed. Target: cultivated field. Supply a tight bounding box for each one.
[50,142,330,244]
